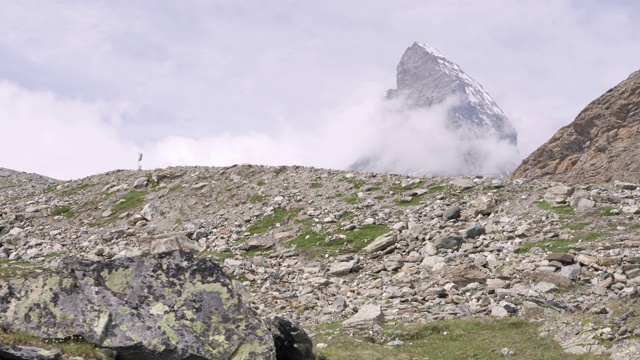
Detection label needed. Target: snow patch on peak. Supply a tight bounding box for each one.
[414,42,446,59]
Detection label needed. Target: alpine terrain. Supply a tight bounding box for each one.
[513,70,640,183]
[350,42,519,176]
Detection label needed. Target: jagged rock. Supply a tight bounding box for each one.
[0,251,276,360]
[342,305,384,327]
[141,203,157,221]
[328,260,357,277]
[442,205,461,220]
[513,70,640,183]
[544,185,574,205]
[269,317,316,360]
[440,264,489,286]
[474,194,497,215]
[363,232,397,253]
[434,235,464,250]
[547,253,575,264]
[464,222,485,238]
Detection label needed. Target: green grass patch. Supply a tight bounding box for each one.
[42,184,58,194]
[344,195,360,205]
[146,173,159,189]
[310,182,324,189]
[169,185,181,192]
[536,201,574,215]
[561,221,590,231]
[60,183,95,196]
[314,318,605,360]
[388,180,425,194]
[290,224,389,258]
[0,329,112,359]
[340,177,365,189]
[112,190,147,212]
[247,208,299,235]
[600,207,617,216]
[517,232,607,253]
[51,205,75,219]
[0,259,40,280]
[393,185,443,206]
[250,194,267,203]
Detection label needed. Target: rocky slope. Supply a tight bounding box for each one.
[513,70,640,183]
[350,42,519,176]
[3,165,640,358]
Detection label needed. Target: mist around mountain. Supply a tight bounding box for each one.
[350,42,520,176]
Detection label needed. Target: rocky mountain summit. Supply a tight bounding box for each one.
[350,42,519,176]
[3,164,640,358]
[513,69,640,183]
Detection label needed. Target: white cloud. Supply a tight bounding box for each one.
[1,1,640,178]
[0,81,138,180]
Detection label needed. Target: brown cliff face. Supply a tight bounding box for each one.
[512,70,640,183]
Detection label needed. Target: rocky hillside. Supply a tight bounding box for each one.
[513,70,640,183]
[3,165,640,358]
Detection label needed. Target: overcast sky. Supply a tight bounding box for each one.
[1,0,639,180]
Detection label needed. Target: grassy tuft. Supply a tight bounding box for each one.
[289,224,389,258]
[517,232,607,253]
[340,177,365,189]
[536,201,574,215]
[112,190,147,212]
[51,205,75,219]
[313,318,606,360]
[247,208,299,235]
[0,329,112,359]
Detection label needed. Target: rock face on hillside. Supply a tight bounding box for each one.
[513,70,640,183]
[0,250,276,360]
[5,165,640,357]
[350,42,519,176]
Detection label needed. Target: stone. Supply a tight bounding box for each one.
[546,253,574,264]
[576,254,598,267]
[440,264,489,286]
[328,260,357,277]
[442,205,461,220]
[434,235,463,250]
[543,185,575,205]
[533,282,558,293]
[575,198,595,211]
[449,178,475,190]
[0,344,62,360]
[0,251,276,359]
[133,177,148,188]
[464,222,485,238]
[269,317,316,360]
[342,304,384,327]
[474,195,497,215]
[363,232,397,253]
[140,202,157,221]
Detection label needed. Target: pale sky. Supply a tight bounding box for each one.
[1,1,639,180]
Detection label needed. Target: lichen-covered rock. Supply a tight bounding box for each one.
[0,251,275,360]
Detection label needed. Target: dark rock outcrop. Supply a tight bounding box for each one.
[0,251,276,360]
[269,317,315,360]
[513,70,640,183]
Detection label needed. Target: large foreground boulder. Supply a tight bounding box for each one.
[0,251,276,360]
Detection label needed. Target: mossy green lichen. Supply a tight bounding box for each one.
[102,268,132,294]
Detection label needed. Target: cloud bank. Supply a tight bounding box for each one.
[1,81,519,180]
